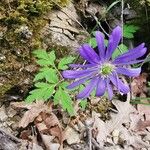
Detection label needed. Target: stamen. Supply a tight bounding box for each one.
[100,63,115,77]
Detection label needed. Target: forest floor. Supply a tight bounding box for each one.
[0,0,150,150]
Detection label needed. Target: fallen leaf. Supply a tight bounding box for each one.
[106,99,135,132]
[11,101,51,128]
[137,103,150,120]
[34,112,64,145]
[92,111,109,147]
[131,73,147,96]
[118,126,150,148]
[40,134,60,150]
[129,113,142,131]
[20,129,31,140]
[136,120,150,131]
[64,126,80,145]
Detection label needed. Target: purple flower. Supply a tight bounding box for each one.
[62,26,147,100]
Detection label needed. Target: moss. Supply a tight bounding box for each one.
[0,0,71,98]
[93,97,112,121]
[0,84,12,97]
[0,0,70,49]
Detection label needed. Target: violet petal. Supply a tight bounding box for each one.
[62,68,98,79]
[113,44,146,64]
[105,26,122,60]
[79,44,100,64]
[110,74,130,94]
[116,67,141,77]
[77,77,99,99]
[69,64,96,68]
[95,31,105,60]
[113,59,144,65]
[96,78,106,96]
[67,75,93,89]
[106,79,113,100]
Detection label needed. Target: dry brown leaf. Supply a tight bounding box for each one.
[131,73,147,96]
[40,134,60,150]
[64,126,80,145]
[119,126,150,148]
[35,112,64,145]
[129,113,143,131]
[20,129,31,140]
[13,101,51,128]
[136,120,150,131]
[92,111,109,147]
[11,101,44,110]
[50,126,63,144]
[137,103,150,120]
[106,100,135,132]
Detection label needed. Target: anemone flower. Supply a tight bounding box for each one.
[62,26,147,100]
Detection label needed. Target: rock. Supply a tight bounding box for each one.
[0,128,21,150]
[106,137,114,146]
[112,129,120,144]
[0,105,8,122]
[42,2,88,53]
[7,107,17,118]
[64,126,80,145]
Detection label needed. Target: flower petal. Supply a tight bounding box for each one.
[77,77,99,99]
[79,44,100,64]
[110,74,129,94]
[116,67,141,77]
[96,78,106,96]
[113,43,146,64]
[62,68,97,79]
[113,59,144,65]
[95,31,105,60]
[105,26,122,60]
[67,75,93,89]
[69,64,95,68]
[106,79,113,100]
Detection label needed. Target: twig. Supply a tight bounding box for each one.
[85,119,93,150]
[91,138,103,150]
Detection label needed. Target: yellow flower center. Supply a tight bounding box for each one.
[100,63,115,76]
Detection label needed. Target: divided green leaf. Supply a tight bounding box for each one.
[26,83,55,103]
[54,87,74,116]
[58,56,75,70]
[112,44,128,59]
[79,100,87,110]
[34,67,58,83]
[33,50,56,67]
[123,24,139,39]
[88,38,97,48]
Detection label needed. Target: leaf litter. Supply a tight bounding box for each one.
[0,73,148,150]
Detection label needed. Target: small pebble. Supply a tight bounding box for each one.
[112,129,120,144]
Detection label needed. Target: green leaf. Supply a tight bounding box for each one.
[34,50,56,67]
[33,49,49,60]
[34,82,51,88]
[58,56,75,70]
[79,100,87,110]
[88,38,97,48]
[112,44,128,59]
[48,50,56,63]
[54,87,74,116]
[36,59,53,66]
[27,89,45,102]
[59,81,69,89]
[34,68,58,83]
[26,83,55,102]
[42,85,55,100]
[123,24,139,39]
